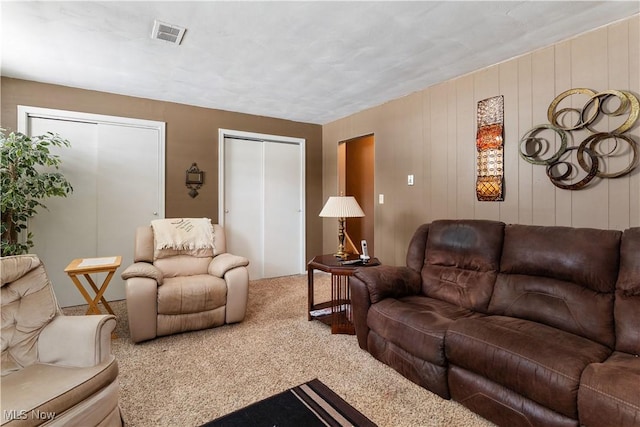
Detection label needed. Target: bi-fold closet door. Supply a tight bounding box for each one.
[221,133,305,280]
[20,107,165,307]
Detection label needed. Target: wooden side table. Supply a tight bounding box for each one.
[64,256,122,316]
[307,254,380,334]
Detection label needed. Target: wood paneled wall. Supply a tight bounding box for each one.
[323,15,640,266]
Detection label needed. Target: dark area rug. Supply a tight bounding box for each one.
[201,378,377,427]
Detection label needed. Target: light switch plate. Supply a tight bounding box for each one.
[408,174,414,186]
[379,194,384,204]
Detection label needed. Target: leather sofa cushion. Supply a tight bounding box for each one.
[446,315,611,419]
[498,224,621,292]
[1,357,118,425]
[157,306,226,338]
[449,366,578,427]
[154,255,212,278]
[615,293,640,355]
[489,274,615,348]
[421,220,505,312]
[367,329,450,399]
[578,351,640,427]
[490,224,621,348]
[616,227,640,354]
[158,275,227,315]
[367,295,482,365]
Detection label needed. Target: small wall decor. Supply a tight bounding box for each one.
[476,95,505,201]
[519,88,639,190]
[185,162,204,198]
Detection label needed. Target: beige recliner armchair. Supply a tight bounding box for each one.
[1,254,121,427]
[121,218,249,343]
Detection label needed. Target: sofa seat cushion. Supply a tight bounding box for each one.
[578,351,640,427]
[158,275,227,315]
[368,295,483,365]
[446,316,611,419]
[1,357,118,426]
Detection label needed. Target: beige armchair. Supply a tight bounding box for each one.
[1,254,121,427]
[121,219,249,343]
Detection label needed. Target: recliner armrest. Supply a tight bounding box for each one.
[121,262,164,285]
[208,253,249,278]
[353,265,421,304]
[38,314,116,367]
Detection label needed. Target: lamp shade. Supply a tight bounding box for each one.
[319,196,365,218]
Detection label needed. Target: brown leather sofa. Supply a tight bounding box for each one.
[350,220,640,427]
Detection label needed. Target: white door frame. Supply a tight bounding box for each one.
[218,128,306,274]
[17,105,166,216]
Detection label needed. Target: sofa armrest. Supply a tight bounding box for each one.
[224,267,249,324]
[350,276,372,350]
[38,314,116,367]
[125,277,159,343]
[208,253,249,278]
[121,261,164,285]
[353,265,421,304]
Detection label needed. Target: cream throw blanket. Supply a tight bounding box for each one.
[151,218,215,252]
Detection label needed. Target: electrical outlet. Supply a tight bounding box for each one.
[408,174,414,186]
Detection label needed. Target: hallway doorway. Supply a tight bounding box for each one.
[339,134,375,256]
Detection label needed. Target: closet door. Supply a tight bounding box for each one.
[222,134,304,280]
[223,137,264,280]
[96,124,162,262]
[263,141,303,278]
[25,113,164,307]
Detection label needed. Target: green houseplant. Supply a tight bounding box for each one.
[1,129,73,256]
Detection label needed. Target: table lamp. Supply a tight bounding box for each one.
[319,196,365,259]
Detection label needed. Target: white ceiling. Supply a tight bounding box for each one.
[2,1,638,125]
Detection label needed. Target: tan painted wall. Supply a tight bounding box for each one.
[1,78,323,262]
[323,16,640,266]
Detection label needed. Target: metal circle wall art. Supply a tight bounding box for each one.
[521,88,639,190]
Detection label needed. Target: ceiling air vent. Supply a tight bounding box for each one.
[151,20,186,45]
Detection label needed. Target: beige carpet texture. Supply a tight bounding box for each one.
[64,273,495,427]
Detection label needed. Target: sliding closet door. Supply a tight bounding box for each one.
[28,117,100,307]
[223,138,264,280]
[25,112,164,307]
[222,134,304,280]
[263,141,303,278]
[96,124,162,261]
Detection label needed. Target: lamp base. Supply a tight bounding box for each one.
[334,217,349,259]
[333,250,349,260]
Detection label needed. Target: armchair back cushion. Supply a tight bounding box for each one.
[421,220,505,312]
[489,225,621,348]
[1,255,59,375]
[134,223,227,263]
[134,223,228,277]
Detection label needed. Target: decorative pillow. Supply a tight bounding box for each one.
[121,262,164,285]
[208,254,249,278]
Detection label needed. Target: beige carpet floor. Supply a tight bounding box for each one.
[64,273,495,427]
